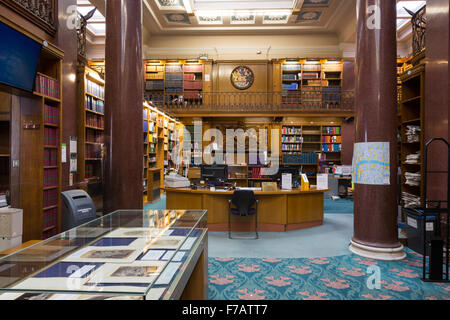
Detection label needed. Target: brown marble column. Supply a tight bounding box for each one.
[103,0,143,213]
[350,0,405,260]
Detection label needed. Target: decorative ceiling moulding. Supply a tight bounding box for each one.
[263,14,290,24]
[155,0,185,10]
[230,14,256,25]
[164,13,191,24]
[302,0,331,7]
[296,10,323,23]
[197,15,223,25]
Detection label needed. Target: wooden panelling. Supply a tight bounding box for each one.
[287,193,323,224]
[165,188,325,231]
[20,95,44,241]
[166,191,203,210]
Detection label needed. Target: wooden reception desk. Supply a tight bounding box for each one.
[164,187,328,232]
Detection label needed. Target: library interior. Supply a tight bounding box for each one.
[0,0,449,301]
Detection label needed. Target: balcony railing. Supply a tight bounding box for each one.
[2,0,57,35]
[148,90,355,114]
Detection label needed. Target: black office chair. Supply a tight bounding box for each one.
[228,190,259,239]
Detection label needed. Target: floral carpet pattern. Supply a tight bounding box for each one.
[208,250,450,300]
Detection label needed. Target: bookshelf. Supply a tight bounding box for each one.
[143,60,204,106]
[77,66,105,186]
[399,63,425,211]
[279,59,343,109]
[280,124,342,180]
[33,45,63,240]
[0,115,9,196]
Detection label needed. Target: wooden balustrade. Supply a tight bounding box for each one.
[155,90,354,114]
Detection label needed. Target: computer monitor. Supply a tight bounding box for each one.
[277,166,300,182]
[201,164,228,181]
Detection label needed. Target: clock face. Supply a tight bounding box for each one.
[230,66,254,90]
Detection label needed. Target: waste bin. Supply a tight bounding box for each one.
[61,190,97,232]
[404,208,439,256]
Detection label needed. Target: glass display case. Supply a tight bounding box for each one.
[0,209,207,300]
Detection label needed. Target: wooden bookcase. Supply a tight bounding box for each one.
[77,66,105,211]
[33,46,64,240]
[0,102,10,195]
[143,102,184,202]
[278,59,343,109]
[399,63,425,210]
[280,123,342,181]
[143,60,204,107]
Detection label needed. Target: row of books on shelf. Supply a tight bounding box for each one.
[184,74,202,80]
[302,65,322,71]
[283,152,317,164]
[44,149,58,166]
[86,113,104,129]
[323,126,341,135]
[185,81,203,89]
[86,130,103,144]
[44,105,59,125]
[43,189,58,208]
[322,144,341,152]
[145,65,164,72]
[43,208,57,230]
[322,136,342,143]
[303,72,320,79]
[145,72,164,80]
[282,127,302,135]
[86,95,105,114]
[145,80,164,91]
[43,227,58,239]
[44,127,58,146]
[282,144,301,152]
[249,167,270,178]
[282,136,302,143]
[85,163,98,178]
[35,74,60,99]
[86,79,104,99]
[282,73,301,80]
[85,144,102,159]
[44,168,58,187]
[165,65,183,73]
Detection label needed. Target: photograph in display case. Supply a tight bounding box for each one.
[88,260,166,284]
[106,227,174,238]
[62,246,142,263]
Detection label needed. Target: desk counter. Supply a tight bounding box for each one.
[164,187,328,232]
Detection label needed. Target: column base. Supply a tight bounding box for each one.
[349,239,406,261]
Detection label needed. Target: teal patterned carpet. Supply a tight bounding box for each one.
[208,250,450,300]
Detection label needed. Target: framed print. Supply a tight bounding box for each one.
[230,66,254,90]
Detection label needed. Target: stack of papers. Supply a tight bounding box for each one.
[402,192,421,208]
[405,151,420,164]
[404,171,421,186]
[405,125,421,143]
